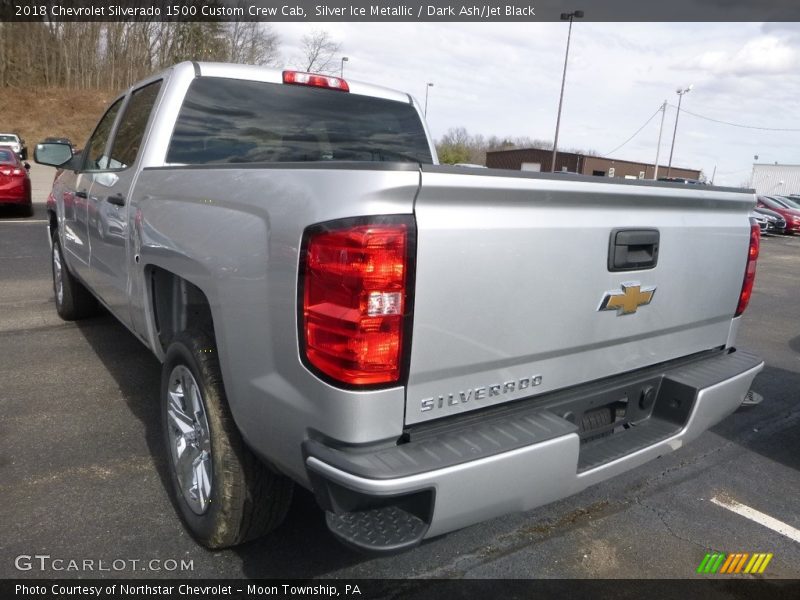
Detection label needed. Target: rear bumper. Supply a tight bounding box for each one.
[305,349,763,550]
[0,183,31,205]
[0,200,31,207]
[0,193,31,205]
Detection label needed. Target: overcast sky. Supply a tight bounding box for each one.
[276,22,799,187]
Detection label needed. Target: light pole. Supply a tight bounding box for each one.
[551,10,583,173]
[666,84,692,178]
[424,82,434,117]
[340,56,348,78]
[652,100,667,179]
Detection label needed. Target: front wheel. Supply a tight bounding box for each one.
[51,233,97,320]
[161,331,293,548]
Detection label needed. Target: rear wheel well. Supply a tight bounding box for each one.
[148,267,215,352]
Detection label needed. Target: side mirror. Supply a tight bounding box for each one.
[34,142,73,168]
[23,162,30,170]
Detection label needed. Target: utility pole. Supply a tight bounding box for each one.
[424,82,434,117]
[666,84,693,178]
[652,100,667,180]
[551,10,583,172]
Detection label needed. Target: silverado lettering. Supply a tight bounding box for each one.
[421,375,543,411]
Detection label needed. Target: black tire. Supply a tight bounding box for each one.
[51,233,97,320]
[20,204,34,218]
[161,330,293,548]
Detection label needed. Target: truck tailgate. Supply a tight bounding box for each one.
[406,167,755,425]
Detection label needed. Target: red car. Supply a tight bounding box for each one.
[757,196,800,234]
[0,145,32,216]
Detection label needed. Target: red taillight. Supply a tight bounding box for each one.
[301,218,413,386]
[735,221,760,317]
[0,167,23,176]
[283,70,350,92]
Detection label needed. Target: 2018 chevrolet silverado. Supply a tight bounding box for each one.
[35,62,764,553]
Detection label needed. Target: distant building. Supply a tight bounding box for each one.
[485,148,701,181]
[750,164,800,196]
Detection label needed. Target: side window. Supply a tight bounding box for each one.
[108,81,162,170]
[83,98,124,171]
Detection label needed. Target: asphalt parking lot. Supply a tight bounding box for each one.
[1,167,799,580]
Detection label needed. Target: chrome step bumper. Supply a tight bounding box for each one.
[305,349,763,551]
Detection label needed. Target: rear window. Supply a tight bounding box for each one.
[167,77,432,165]
[763,197,786,209]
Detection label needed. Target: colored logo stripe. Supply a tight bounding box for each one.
[723,553,748,573]
[719,554,736,573]
[698,552,773,574]
[744,553,773,574]
[697,553,713,573]
[697,553,726,573]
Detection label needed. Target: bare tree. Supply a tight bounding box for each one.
[436,128,594,165]
[0,21,283,91]
[297,29,341,74]
[229,22,281,66]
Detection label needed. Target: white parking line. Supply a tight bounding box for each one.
[711,496,800,543]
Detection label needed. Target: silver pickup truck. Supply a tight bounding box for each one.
[35,62,764,553]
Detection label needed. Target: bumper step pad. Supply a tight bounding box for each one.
[577,349,763,472]
[578,418,679,471]
[325,505,429,554]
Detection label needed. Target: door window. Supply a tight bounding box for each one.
[108,81,163,170]
[83,98,124,171]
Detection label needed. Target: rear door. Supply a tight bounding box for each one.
[405,168,755,425]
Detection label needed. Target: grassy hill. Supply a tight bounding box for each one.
[0,86,115,150]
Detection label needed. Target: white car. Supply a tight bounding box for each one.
[0,133,27,159]
[750,211,768,234]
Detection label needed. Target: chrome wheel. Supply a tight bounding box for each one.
[52,243,64,306]
[166,365,213,515]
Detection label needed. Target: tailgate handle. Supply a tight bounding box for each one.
[608,229,659,271]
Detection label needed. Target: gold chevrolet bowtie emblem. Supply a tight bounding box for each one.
[599,283,656,315]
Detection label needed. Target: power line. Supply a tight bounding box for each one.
[668,103,800,132]
[715,167,751,175]
[602,101,800,163]
[603,105,663,157]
